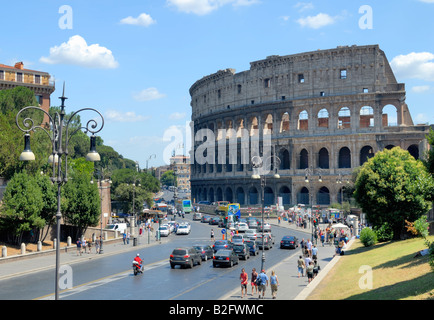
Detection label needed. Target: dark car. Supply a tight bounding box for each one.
[193,245,214,261]
[280,236,299,249]
[213,249,239,268]
[212,240,233,252]
[201,215,212,223]
[245,239,259,256]
[209,217,221,225]
[169,247,202,269]
[255,235,272,250]
[233,243,250,260]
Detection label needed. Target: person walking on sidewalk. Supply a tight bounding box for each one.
[257,269,269,299]
[270,270,279,299]
[297,255,306,278]
[251,268,258,296]
[76,239,82,256]
[240,268,248,298]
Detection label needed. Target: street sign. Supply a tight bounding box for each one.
[221,229,226,234]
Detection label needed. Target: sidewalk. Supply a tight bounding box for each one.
[0,230,163,281]
[219,218,354,300]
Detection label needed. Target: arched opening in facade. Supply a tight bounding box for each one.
[263,113,273,135]
[279,148,290,170]
[382,104,398,127]
[385,145,395,150]
[360,145,374,166]
[317,187,330,205]
[236,187,245,205]
[338,107,351,129]
[225,187,233,203]
[360,106,374,128]
[249,186,259,205]
[318,108,329,128]
[318,147,329,169]
[250,116,258,136]
[298,110,308,131]
[216,187,223,201]
[264,186,274,206]
[278,186,291,206]
[299,149,309,169]
[202,188,207,201]
[208,188,215,203]
[407,144,419,160]
[297,187,309,205]
[338,147,351,168]
[236,118,245,138]
[280,112,290,133]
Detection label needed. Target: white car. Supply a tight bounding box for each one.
[176,224,190,235]
[244,229,258,240]
[235,222,249,233]
[159,225,170,237]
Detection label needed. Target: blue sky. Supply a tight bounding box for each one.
[1,0,434,168]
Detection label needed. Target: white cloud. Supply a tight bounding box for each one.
[419,0,434,3]
[414,113,430,124]
[297,13,336,29]
[411,85,431,93]
[294,2,314,12]
[120,13,156,27]
[390,52,434,81]
[166,0,258,15]
[105,110,150,122]
[133,87,166,102]
[169,112,186,120]
[40,35,119,69]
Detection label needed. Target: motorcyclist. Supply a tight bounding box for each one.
[133,253,143,271]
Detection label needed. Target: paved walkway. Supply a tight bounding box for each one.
[0,218,354,300]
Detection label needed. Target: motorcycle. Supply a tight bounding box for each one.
[132,260,143,275]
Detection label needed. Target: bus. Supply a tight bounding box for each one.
[216,203,241,229]
[182,199,192,213]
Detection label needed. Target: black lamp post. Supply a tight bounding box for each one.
[251,153,280,272]
[16,84,104,300]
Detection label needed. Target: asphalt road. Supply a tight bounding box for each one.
[0,214,312,300]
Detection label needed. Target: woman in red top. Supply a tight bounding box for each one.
[240,268,248,298]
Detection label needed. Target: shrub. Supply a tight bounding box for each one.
[374,223,394,242]
[360,227,377,247]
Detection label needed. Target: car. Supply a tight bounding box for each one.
[209,217,221,225]
[264,232,276,245]
[258,222,271,232]
[213,249,239,268]
[212,240,233,252]
[193,212,202,221]
[193,245,214,261]
[233,243,250,260]
[167,221,177,233]
[170,247,202,269]
[255,235,272,250]
[235,222,249,233]
[245,239,259,256]
[176,224,190,235]
[246,218,258,229]
[159,225,170,237]
[244,229,258,240]
[201,215,212,223]
[231,234,244,245]
[280,235,299,249]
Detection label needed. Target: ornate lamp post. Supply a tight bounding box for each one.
[251,153,280,272]
[16,85,104,300]
[91,170,111,254]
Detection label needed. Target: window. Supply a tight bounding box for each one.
[237,84,242,94]
[218,89,221,99]
[363,88,369,93]
[17,72,23,82]
[298,74,305,83]
[320,91,325,97]
[340,69,347,79]
[264,78,271,88]
[0,70,4,80]
[35,75,41,84]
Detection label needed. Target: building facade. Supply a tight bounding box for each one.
[170,155,191,192]
[0,62,55,124]
[189,45,431,208]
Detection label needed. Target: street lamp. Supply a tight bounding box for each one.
[16,84,104,300]
[304,167,322,243]
[146,154,156,171]
[251,153,280,272]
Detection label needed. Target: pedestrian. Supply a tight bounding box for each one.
[82,238,87,254]
[76,239,82,256]
[88,239,92,254]
[306,261,314,283]
[297,255,305,278]
[95,238,100,254]
[122,232,127,245]
[210,229,215,241]
[304,255,312,274]
[240,268,248,298]
[307,239,312,257]
[320,232,325,247]
[270,270,279,299]
[256,269,269,299]
[313,259,320,278]
[278,216,281,224]
[312,245,318,260]
[127,231,130,245]
[251,268,258,295]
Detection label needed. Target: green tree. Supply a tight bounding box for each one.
[160,170,175,187]
[0,171,45,244]
[34,173,57,242]
[62,158,100,240]
[354,147,433,240]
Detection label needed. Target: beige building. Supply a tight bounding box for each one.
[0,62,55,124]
[170,155,191,191]
[189,45,431,208]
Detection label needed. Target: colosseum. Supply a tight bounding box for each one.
[189,44,431,208]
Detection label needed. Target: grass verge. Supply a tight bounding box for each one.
[307,236,434,300]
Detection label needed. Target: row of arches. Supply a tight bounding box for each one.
[192,185,350,207]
